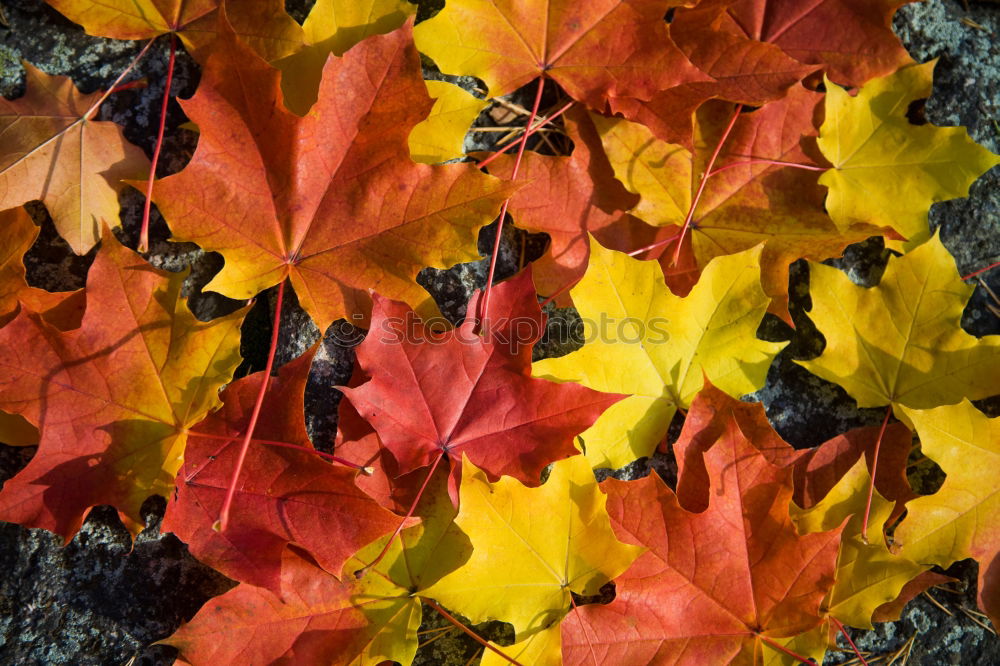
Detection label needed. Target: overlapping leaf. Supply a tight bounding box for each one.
[595,85,888,319]
[896,401,1000,626]
[44,0,304,63]
[0,64,148,254]
[342,269,623,486]
[0,229,244,538]
[413,0,708,110]
[799,234,1000,411]
[561,419,842,664]
[149,18,510,332]
[423,454,642,637]
[162,347,406,592]
[819,61,1000,244]
[533,238,784,469]
[278,0,415,114]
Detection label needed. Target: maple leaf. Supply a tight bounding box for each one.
[672,380,914,514]
[423,454,643,637]
[149,18,510,332]
[163,549,376,664]
[44,0,304,63]
[341,268,623,487]
[167,464,468,664]
[676,0,917,88]
[278,0,415,115]
[485,108,645,303]
[0,63,149,255]
[895,401,1000,626]
[162,347,406,592]
[561,419,842,664]
[408,81,489,164]
[0,228,244,539]
[346,465,472,664]
[595,85,888,320]
[0,206,84,447]
[533,238,784,469]
[0,206,83,330]
[791,458,928,629]
[818,61,1000,245]
[798,234,1000,412]
[668,0,818,105]
[413,0,709,110]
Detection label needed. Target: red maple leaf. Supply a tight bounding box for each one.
[163,347,407,591]
[562,415,842,663]
[341,268,623,490]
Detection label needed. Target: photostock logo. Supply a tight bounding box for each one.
[328,311,672,354]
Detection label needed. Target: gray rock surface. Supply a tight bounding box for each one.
[0,0,997,664]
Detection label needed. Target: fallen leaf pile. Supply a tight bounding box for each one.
[1,0,998,664]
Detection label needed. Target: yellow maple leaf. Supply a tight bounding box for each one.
[792,458,928,629]
[422,455,643,637]
[896,401,1000,626]
[533,237,784,469]
[45,0,304,64]
[818,61,1000,245]
[278,0,415,114]
[408,81,489,164]
[798,234,1000,412]
[0,64,149,254]
[481,621,561,666]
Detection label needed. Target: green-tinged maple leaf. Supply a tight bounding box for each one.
[422,455,643,637]
[346,466,471,665]
[798,234,1000,412]
[595,85,888,321]
[561,419,842,664]
[896,401,1000,626]
[818,61,1000,245]
[148,17,510,332]
[408,81,489,164]
[0,64,149,255]
[44,0,304,63]
[413,0,708,110]
[533,238,784,469]
[792,458,929,630]
[0,228,244,539]
[278,0,415,115]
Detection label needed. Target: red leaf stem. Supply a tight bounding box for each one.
[216,279,286,532]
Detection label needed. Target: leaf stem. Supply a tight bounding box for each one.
[186,430,370,472]
[353,450,446,579]
[216,280,286,532]
[707,158,826,177]
[962,259,1000,281]
[671,103,742,266]
[476,77,546,330]
[476,98,573,169]
[420,597,525,666]
[757,633,817,664]
[626,232,682,258]
[831,617,869,665]
[860,405,893,543]
[139,33,177,253]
